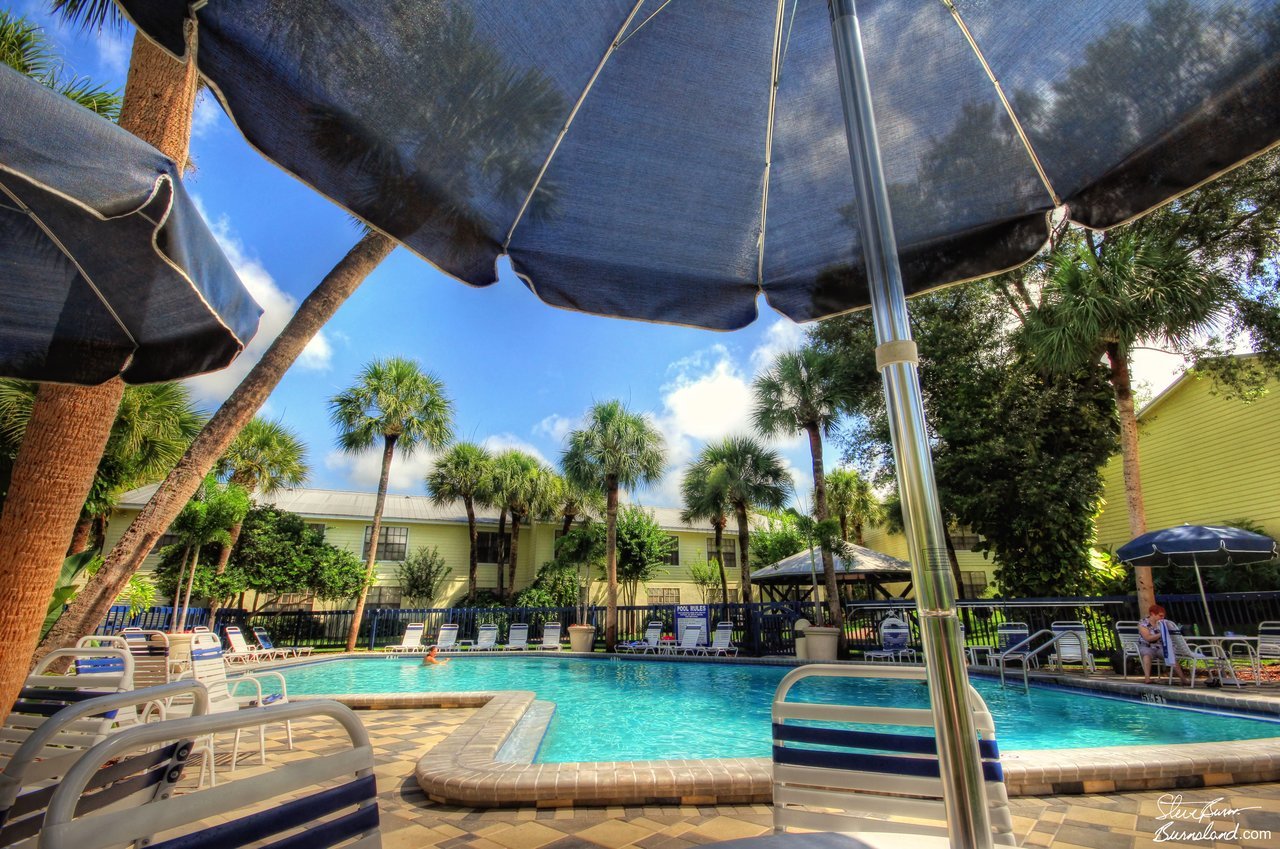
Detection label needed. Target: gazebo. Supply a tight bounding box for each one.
[750,545,914,602]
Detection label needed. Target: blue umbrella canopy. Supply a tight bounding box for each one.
[0,65,261,385]
[1116,525,1278,568]
[116,0,1280,330]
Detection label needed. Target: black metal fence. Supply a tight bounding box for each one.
[96,591,1280,655]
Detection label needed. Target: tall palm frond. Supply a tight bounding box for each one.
[217,417,309,494]
[329,356,453,456]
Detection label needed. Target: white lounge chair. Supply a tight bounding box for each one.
[464,623,499,651]
[117,628,175,688]
[41,701,380,849]
[771,664,1015,844]
[222,626,269,665]
[502,623,530,650]
[432,623,460,651]
[996,621,1037,669]
[1047,620,1096,672]
[864,616,915,662]
[182,633,293,784]
[0,680,209,849]
[382,622,427,653]
[537,622,563,650]
[1165,623,1240,688]
[618,621,664,653]
[699,622,739,657]
[666,624,703,655]
[1115,620,1144,678]
[253,626,313,658]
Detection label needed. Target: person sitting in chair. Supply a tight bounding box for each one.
[1138,605,1189,685]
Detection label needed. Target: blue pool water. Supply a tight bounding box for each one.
[279,657,1280,763]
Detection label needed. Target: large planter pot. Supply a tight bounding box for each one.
[804,626,839,661]
[567,624,595,653]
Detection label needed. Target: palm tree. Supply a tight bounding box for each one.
[1021,231,1228,614]
[209,417,309,614]
[34,2,565,665]
[488,450,557,599]
[166,476,250,632]
[330,358,453,651]
[697,436,791,609]
[826,468,881,545]
[680,462,731,624]
[425,442,493,599]
[555,476,604,536]
[0,10,120,117]
[563,401,665,650]
[753,348,843,632]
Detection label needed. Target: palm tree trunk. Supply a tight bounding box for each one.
[68,515,94,555]
[944,532,965,600]
[1,25,199,697]
[169,545,192,634]
[346,434,396,652]
[734,503,756,651]
[806,424,842,634]
[854,519,864,547]
[838,514,849,543]
[604,477,619,651]
[495,509,507,599]
[207,519,244,623]
[35,230,396,665]
[561,511,575,537]
[714,518,729,624]
[465,498,479,599]
[507,513,522,599]
[177,548,200,632]
[1108,342,1154,614]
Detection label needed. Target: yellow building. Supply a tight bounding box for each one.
[106,485,736,609]
[859,524,997,598]
[1094,366,1280,551]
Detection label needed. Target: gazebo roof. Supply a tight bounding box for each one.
[751,545,913,584]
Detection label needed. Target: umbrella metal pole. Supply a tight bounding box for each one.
[1193,558,1215,635]
[827,2,992,847]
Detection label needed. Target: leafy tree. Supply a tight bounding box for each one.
[812,282,1120,598]
[554,521,606,622]
[513,559,580,609]
[210,417,309,611]
[165,476,250,630]
[396,546,452,607]
[330,357,453,650]
[425,442,493,598]
[753,349,843,633]
[750,510,807,569]
[232,506,367,604]
[605,506,676,607]
[825,468,881,545]
[685,558,720,605]
[563,401,666,649]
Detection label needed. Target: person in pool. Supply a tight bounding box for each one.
[422,645,449,666]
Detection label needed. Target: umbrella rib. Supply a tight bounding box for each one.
[757,0,791,290]
[941,0,1061,207]
[0,178,138,348]
[503,0,648,251]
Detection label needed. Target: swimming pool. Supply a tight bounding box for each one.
[279,656,1280,763]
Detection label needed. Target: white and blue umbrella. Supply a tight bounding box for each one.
[0,65,260,385]
[111,2,1280,845]
[1117,524,1278,634]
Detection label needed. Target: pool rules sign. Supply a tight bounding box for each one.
[675,604,710,646]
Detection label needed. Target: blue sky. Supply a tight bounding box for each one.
[19,4,1187,509]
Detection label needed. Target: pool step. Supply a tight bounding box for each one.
[495,699,555,763]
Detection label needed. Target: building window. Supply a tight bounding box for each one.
[647,587,680,605]
[950,526,983,552]
[363,526,409,561]
[664,535,680,566]
[364,587,403,609]
[155,533,180,551]
[475,530,513,563]
[706,538,737,571]
[707,586,740,604]
[961,571,988,597]
[307,523,327,540]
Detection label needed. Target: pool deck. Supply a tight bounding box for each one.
[274,651,1280,808]
[216,705,1280,849]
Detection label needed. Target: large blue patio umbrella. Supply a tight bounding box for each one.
[1117,525,1278,635]
[0,64,260,385]
[115,1,1280,845]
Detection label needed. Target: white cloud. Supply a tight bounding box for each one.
[532,413,576,445]
[94,29,130,75]
[482,434,551,467]
[191,91,223,138]
[183,201,333,404]
[324,446,440,494]
[749,318,807,375]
